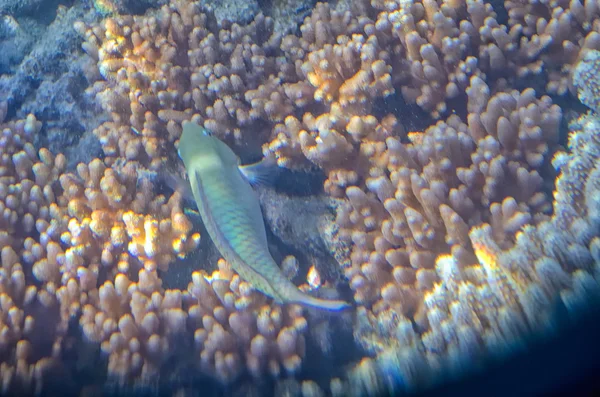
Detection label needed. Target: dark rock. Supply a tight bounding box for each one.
[0,4,103,167]
[265,0,316,34]
[0,16,42,74]
[205,0,260,26]
[0,0,46,17]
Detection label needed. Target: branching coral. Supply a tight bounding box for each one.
[187,259,307,382]
[0,110,201,389]
[329,37,600,397]
[0,114,66,394]
[75,1,288,170]
[505,0,600,94]
[338,79,560,314]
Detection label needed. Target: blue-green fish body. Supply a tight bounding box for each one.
[178,122,350,311]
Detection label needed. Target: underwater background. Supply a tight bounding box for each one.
[1,0,600,395]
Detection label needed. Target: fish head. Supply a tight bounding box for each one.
[178,121,240,171]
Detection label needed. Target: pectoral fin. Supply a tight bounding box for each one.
[239,155,280,187]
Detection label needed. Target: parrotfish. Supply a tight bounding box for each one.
[177,122,351,311]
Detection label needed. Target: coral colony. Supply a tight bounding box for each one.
[1,0,600,395]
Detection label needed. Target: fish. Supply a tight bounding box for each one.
[177,121,351,311]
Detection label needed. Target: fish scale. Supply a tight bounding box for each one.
[200,170,286,300]
[178,122,351,311]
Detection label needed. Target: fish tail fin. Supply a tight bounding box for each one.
[303,296,352,311]
[286,289,351,311]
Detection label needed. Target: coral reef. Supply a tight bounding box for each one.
[1,0,600,395]
[335,86,600,395]
[0,109,200,391]
[573,49,600,113]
